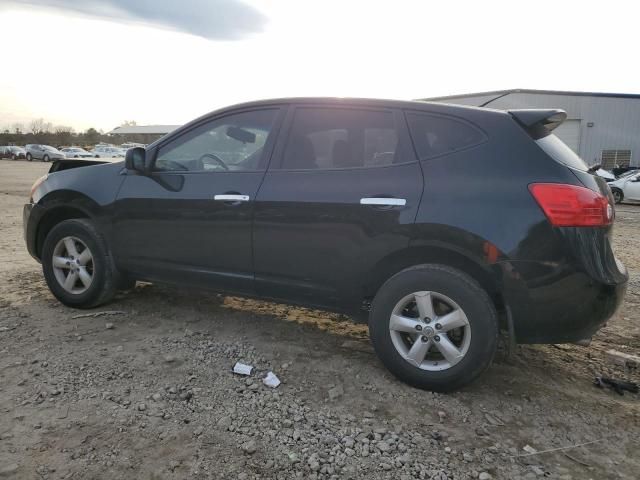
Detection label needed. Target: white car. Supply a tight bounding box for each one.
[92,146,125,158]
[60,147,93,158]
[595,168,615,181]
[609,169,640,204]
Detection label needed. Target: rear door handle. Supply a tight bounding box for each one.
[214,194,250,202]
[360,197,406,207]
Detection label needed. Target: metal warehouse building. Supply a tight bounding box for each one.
[423,89,640,169]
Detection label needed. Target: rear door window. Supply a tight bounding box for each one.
[277,107,405,170]
[406,112,485,160]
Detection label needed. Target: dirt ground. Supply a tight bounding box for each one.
[1,159,639,480]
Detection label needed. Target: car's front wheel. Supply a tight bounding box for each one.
[42,219,117,309]
[43,154,50,162]
[369,264,498,392]
[611,188,623,204]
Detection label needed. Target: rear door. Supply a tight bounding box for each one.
[253,105,423,308]
[113,107,283,293]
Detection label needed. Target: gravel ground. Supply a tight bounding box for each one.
[0,159,639,480]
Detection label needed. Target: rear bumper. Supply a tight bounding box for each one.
[23,203,43,262]
[501,258,627,343]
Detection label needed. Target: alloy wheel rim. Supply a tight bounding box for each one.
[52,236,94,294]
[389,291,471,371]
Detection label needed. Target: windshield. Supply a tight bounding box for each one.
[43,145,59,152]
[536,134,589,172]
[618,169,639,179]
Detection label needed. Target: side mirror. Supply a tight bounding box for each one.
[125,147,147,173]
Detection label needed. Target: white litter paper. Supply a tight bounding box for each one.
[233,362,253,375]
[263,371,281,388]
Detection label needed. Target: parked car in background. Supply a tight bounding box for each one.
[120,142,145,149]
[92,146,125,158]
[23,98,628,391]
[594,168,616,182]
[60,147,93,158]
[609,170,640,203]
[0,146,27,160]
[9,146,27,159]
[25,144,65,162]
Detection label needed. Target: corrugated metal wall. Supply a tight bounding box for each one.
[429,93,640,167]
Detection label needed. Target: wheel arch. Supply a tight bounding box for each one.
[35,204,92,259]
[363,245,505,316]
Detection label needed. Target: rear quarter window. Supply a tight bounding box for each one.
[535,134,589,172]
[406,112,485,160]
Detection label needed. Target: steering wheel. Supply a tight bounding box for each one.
[199,153,229,171]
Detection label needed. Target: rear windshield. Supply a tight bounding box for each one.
[536,134,588,171]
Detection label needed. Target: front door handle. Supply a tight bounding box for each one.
[360,197,406,207]
[214,194,250,202]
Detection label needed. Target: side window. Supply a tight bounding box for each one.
[155,109,279,172]
[278,108,401,170]
[406,112,485,160]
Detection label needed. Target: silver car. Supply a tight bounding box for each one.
[25,144,66,162]
[60,147,93,158]
[92,146,125,158]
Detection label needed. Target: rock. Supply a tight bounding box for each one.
[217,416,232,428]
[463,452,473,462]
[137,403,147,412]
[479,473,493,480]
[605,349,640,369]
[164,355,177,363]
[531,466,545,476]
[438,410,447,422]
[241,440,257,454]
[238,474,248,480]
[105,323,114,330]
[377,441,391,452]
[328,385,344,401]
[309,461,320,472]
[152,393,162,401]
[288,452,300,464]
[0,464,19,477]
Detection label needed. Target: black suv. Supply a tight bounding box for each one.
[23,98,628,391]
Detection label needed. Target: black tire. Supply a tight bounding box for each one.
[43,154,50,162]
[42,219,117,309]
[369,264,498,392]
[26,153,33,161]
[612,188,623,204]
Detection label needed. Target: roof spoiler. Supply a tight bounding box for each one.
[509,109,567,140]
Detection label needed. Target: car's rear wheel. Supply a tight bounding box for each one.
[369,264,498,392]
[612,188,623,204]
[26,153,32,161]
[42,219,117,309]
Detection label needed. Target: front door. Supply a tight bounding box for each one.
[624,172,640,200]
[253,105,423,308]
[113,107,282,293]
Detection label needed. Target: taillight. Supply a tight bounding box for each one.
[528,183,613,227]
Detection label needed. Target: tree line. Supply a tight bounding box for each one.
[0,119,137,147]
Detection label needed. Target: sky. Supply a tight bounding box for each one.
[1,0,639,132]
